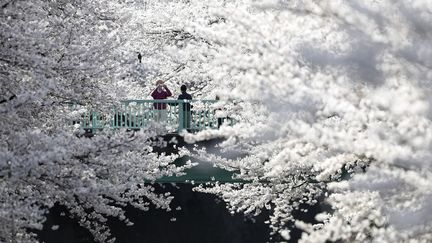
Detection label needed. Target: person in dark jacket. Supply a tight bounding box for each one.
[137,52,142,63]
[151,80,172,122]
[177,84,192,130]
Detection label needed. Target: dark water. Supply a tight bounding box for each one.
[38,183,327,243]
[37,136,327,243]
[38,184,272,243]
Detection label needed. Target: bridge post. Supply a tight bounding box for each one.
[178,100,185,133]
[91,110,97,133]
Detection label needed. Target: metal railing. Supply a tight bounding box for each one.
[69,100,235,133]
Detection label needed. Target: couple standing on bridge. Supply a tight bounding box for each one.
[151,80,192,129]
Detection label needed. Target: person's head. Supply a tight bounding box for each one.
[155,80,164,86]
[180,84,187,92]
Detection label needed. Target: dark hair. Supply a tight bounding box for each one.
[181,84,187,92]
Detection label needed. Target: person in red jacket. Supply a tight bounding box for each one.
[151,80,172,122]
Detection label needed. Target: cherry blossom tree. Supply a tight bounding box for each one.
[0,1,194,242]
[2,0,432,242]
[162,0,432,241]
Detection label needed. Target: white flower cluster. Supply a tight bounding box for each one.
[158,0,432,241]
[2,0,432,242]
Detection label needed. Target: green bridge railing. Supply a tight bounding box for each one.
[69,99,234,133]
[69,100,246,183]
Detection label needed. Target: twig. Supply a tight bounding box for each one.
[0,94,16,104]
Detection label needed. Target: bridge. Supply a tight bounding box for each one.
[70,99,234,134]
[70,99,245,184]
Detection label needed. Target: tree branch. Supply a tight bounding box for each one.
[1,0,16,9]
[0,94,16,104]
